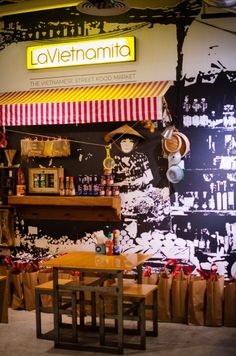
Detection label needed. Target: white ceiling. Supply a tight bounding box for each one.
[0,1,193,16]
[0,1,234,18]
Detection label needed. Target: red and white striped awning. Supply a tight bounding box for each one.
[0,81,172,126]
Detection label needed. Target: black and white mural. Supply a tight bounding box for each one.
[0,0,236,279]
[0,0,201,49]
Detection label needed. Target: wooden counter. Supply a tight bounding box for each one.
[8,195,121,221]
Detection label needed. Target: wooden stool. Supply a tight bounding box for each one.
[35,276,99,341]
[99,283,158,350]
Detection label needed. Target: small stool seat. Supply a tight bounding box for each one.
[35,276,100,340]
[99,282,158,350]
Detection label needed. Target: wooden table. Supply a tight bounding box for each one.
[41,251,151,354]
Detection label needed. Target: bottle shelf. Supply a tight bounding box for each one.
[184,168,236,172]
[8,195,121,222]
[171,207,236,216]
[0,167,16,205]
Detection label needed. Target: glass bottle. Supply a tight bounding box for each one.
[208,183,215,210]
[65,176,70,196]
[105,232,114,256]
[199,229,205,250]
[193,230,199,248]
[34,174,40,188]
[69,176,75,196]
[216,181,222,211]
[40,173,45,188]
[202,191,208,210]
[59,177,65,196]
[228,183,235,210]
[193,191,199,210]
[113,229,120,255]
[222,181,227,210]
[17,167,25,185]
[192,98,200,127]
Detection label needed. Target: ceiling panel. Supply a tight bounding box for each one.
[0,1,185,16]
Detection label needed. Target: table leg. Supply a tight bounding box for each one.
[53,268,59,344]
[137,264,143,283]
[116,271,123,353]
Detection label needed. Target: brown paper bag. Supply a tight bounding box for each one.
[171,270,189,324]
[11,272,24,310]
[205,274,224,326]
[142,272,159,285]
[224,280,236,327]
[38,268,53,284]
[0,266,11,307]
[22,270,39,311]
[187,276,206,326]
[158,269,173,322]
[38,268,53,308]
[142,271,159,320]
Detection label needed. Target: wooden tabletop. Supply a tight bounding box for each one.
[41,251,151,271]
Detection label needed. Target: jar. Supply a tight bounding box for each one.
[100,175,106,186]
[99,186,105,196]
[106,175,114,186]
[112,186,120,197]
[82,183,88,196]
[105,186,112,196]
[104,169,112,176]
[93,184,99,196]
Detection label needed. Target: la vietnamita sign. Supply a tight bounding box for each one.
[27,37,135,70]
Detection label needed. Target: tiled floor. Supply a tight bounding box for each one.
[0,308,236,356]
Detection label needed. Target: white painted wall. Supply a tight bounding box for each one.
[0,24,177,92]
[183,16,236,81]
[1,10,236,93]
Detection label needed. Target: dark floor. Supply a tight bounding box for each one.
[0,308,236,356]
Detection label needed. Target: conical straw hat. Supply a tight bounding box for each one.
[104,124,144,143]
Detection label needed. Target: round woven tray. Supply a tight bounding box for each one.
[163,133,181,153]
[175,132,190,157]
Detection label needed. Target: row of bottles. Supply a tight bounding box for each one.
[173,181,235,211]
[206,181,234,211]
[173,221,235,255]
[0,168,15,204]
[105,230,121,256]
[183,97,236,129]
[95,229,121,256]
[33,172,54,188]
[59,173,120,197]
[0,166,26,204]
[207,133,236,161]
[59,176,76,196]
[193,224,235,255]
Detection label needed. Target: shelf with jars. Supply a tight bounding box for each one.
[0,167,16,206]
[171,184,235,217]
[171,207,236,217]
[7,195,121,222]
